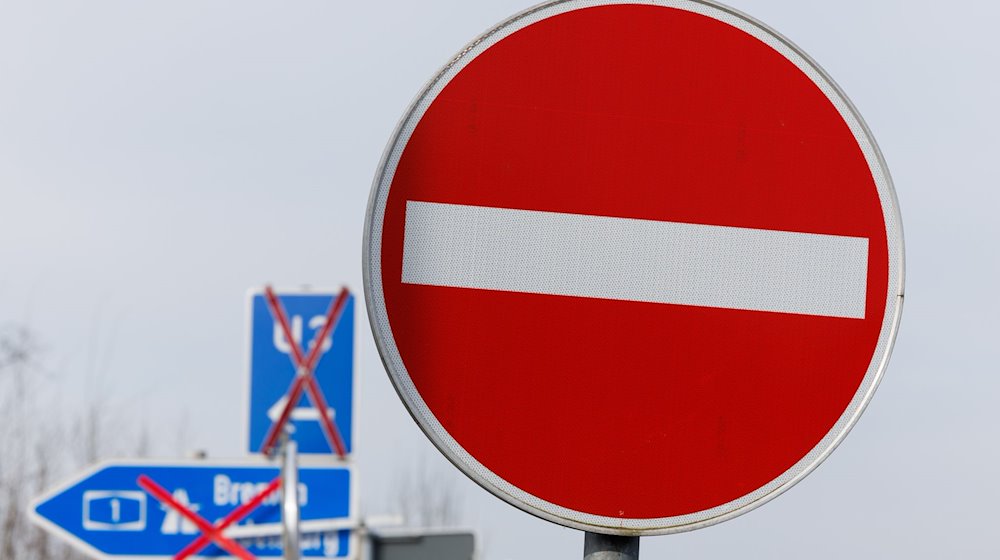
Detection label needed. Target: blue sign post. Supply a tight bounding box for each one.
[31,460,355,559]
[246,290,355,455]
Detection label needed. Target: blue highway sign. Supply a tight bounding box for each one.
[30,460,355,559]
[246,290,356,455]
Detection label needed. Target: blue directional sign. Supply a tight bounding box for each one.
[246,290,355,454]
[31,460,354,559]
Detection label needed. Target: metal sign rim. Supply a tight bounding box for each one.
[362,0,905,535]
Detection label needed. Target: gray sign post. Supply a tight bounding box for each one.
[280,436,300,560]
[584,532,639,560]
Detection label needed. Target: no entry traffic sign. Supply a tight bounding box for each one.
[364,0,904,535]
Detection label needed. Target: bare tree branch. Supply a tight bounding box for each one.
[0,325,112,559]
[391,454,463,528]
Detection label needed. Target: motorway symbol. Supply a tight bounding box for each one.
[246,288,355,455]
[137,474,280,559]
[30,460,354,559]
[364,0,904,535]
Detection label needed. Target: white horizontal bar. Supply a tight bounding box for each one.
[401,201,869,319]
[225,518,359,539]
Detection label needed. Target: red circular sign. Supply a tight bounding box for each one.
[364,0,903,534]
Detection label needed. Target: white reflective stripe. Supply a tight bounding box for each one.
[402,201,869,319]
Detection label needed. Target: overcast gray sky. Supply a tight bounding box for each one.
[1,1,998,558]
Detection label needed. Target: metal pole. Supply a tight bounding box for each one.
[584,532,639,560]
[281,436,300,560]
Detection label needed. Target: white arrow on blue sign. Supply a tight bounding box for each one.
[30,459,355,559]
[246,290,356,455]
